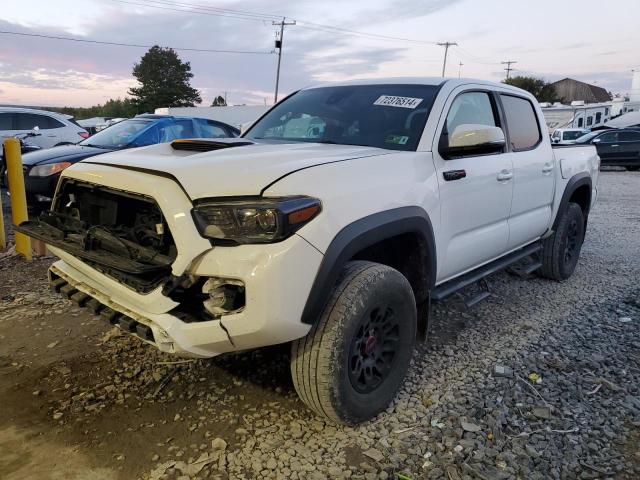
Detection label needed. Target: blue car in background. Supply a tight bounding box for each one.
[19,114,239,210]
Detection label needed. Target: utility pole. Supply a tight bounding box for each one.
[458,62,464,78]
[273,17,296,104]
[501,60,517,79]
[437,42,457,77]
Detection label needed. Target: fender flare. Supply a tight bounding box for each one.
[553,172,592,232]
[301,206,436,325]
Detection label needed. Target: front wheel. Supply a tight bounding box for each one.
[539,202,585,281]
[291,261,416,424]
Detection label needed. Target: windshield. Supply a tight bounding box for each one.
[80,119,153,149]
[563,130,588,141]
[575,132,599,143]
[244,84,440,151]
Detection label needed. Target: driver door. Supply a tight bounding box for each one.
[432,89,514,282]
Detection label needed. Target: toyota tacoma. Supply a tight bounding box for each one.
[17,78,599,424]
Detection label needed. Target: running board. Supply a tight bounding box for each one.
[509,260,543,278]
[432,243,542,302]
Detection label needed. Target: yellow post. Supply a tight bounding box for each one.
[4,138,32,260]
[0,186,5,250]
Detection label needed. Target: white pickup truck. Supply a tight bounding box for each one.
[18,78,599,424]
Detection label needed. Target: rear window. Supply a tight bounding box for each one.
[500,95,541,151]
[15,113,65,130]
[562,131,587,141]
[245,84,439,151]
[620,131,640,141]
[0,113,12,130]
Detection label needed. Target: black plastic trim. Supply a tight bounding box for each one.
[301,206,436,325]
[553,172,592,232]
[431,242,541,301]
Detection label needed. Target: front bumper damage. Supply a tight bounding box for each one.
[19,163,323,357]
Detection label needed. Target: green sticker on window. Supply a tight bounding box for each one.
[385,135,409,145]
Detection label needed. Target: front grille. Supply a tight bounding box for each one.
[46,179,177,292]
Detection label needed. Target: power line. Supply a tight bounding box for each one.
[501,60,517,79]
[107,0,439,45]
[437,42,457,77]
[0,30,273,54]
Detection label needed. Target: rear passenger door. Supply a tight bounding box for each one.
[499,94,555,249]
[618,131,640,160]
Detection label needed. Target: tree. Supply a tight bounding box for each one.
[129,46,202,113]
[211,95,227,107]
[503,75,560,103]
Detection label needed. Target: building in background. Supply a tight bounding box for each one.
[549,78,611,104]
[541,74,640,133]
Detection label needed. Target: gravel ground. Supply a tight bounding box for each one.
[0,171,639,480]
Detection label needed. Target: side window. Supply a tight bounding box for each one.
[200,120,229,138]
[42,115,66,129]
[499,94,542,151]
[0,113,13,130]
[577,118,584,127]
[15,113,49,130]
[445,91,497,135]
[595,112,602,124]
[619,131,640,142]
[596,131,618,143]
[586,116,593,126]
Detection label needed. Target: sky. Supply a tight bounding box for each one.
[1,0,639,107]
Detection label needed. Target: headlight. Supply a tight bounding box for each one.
[192,196,321,244]
[29,162,72,177]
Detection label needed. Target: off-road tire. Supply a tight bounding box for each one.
[291,261,416,424]
[539,202,585,281]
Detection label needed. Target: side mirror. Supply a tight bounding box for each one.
[441,124,506,158]
[33,126,40,132]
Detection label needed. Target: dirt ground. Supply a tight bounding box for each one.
[1,172,639,480]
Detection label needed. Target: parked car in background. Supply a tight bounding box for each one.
[0,107,88,148]
[0,131,42,187]
[551,128,590,144]
[575,128,640,170]
[18,114,240,209]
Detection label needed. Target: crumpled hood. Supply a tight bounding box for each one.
[79,140,390,199]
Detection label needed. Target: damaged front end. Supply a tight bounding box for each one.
[16,178,177,293]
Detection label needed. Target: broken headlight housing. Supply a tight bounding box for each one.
[191,196,321,244]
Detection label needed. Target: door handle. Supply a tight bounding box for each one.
[542,163,553,173]
[497,170,513,182]
[443,169,466,181]
[611,144,619,147]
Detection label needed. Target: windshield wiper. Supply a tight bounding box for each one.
[82,143,111,149]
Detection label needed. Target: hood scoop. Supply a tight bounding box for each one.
[171,138,255,153]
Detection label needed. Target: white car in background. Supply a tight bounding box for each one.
[551,128,590,145]
[0,107,89,148]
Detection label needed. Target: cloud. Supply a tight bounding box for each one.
[0,0,426,107]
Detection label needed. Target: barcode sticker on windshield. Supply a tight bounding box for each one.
[373,95,423,109]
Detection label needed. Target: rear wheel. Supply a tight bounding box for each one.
[539,202,585,281]
[291,261,416,424]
